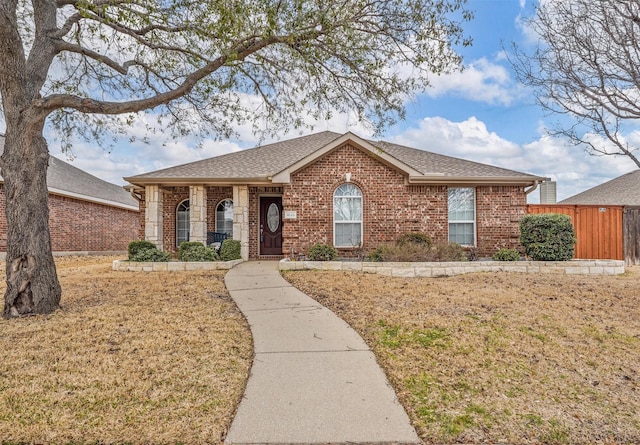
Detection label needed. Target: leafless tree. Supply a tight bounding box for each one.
[511,0,640,168]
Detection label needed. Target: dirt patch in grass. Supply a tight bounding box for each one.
[283,268,640,444]
[0,256,252,444]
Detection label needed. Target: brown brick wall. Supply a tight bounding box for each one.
[476,185,527,254]
[0,185,139,252]
[281,143,526,258]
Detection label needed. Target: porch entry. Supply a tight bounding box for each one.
[260,196,283,255]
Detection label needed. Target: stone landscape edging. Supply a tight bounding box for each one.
[112,259,244,271]
[279,259,625,277]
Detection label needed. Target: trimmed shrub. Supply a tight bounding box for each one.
[179,242,219,262]
[429,242,467,262]
[128,240,157,259]
[219,239,242,261]
[366,246,385,262]
[307,243,338,261]
[396,232,433,248]
[520,213,576,261]
[129,247,171,262]
[492,248,521,261]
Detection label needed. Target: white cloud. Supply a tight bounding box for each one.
[425,58,523,106]
[390,116,638,203]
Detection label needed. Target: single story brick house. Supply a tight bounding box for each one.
[124,131,545,260]
[0,135,140,254]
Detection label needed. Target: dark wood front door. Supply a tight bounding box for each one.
[260,197,283,255]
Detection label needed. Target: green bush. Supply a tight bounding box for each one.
[520,213,576,261]
[396,232,433,248]
[128,240,157,259]
[366,246,384,262]
[492,248,521,261]
[307,243,338,261]
[129,247,171,262]
[178,242,219,262]
[219,239,242,261]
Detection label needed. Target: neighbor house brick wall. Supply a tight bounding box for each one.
[0,185,139,252]
[282,143,449,258]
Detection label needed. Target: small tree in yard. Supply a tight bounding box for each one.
[0,0,472,317]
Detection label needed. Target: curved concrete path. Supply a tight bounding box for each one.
[224,261,420,445]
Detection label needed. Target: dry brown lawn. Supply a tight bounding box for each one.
[284,267,640,444]
[0,256,252,444]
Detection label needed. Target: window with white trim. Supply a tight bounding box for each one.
[333,183,363,247]
[216,199,234,236]
[448,188,475,246]
[176,199,190,247]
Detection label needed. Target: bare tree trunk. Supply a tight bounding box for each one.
[2,120,61,318]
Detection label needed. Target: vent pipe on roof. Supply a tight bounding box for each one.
[540,180,557,204]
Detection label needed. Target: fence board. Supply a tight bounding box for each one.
[526,205,624,261]
[624,207,640,265]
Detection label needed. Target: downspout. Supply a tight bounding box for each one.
[525,179,541,196]
[129,190,143,202]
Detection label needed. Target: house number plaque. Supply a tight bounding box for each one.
[284,210,297,219]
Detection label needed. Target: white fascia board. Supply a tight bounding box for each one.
[48,187,140,211]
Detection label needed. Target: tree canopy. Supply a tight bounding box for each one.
[511,0,640,168]
[0,0,471,317]
[2,0,472,146]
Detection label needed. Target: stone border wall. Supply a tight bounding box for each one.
[279,259,625,277]
[113,259,243,272]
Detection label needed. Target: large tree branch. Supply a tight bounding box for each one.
[34,34,281,114]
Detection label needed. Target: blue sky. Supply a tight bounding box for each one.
[38,0,639,202]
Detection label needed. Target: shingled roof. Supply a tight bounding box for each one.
[0,136,138,210]
[125,131,543,186]
[560,169,640,206]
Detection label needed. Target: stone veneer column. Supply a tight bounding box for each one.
[145,185,164,250]
[189,185,207,244]
[233,185,249,260]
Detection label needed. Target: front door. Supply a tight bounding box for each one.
[260,197,283,255]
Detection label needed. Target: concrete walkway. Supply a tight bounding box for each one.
[224,261,420,445]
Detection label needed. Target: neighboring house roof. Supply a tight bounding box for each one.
[0,135,138,211]
[125,131,544,187]
[559,169,640,206]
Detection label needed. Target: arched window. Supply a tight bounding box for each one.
[216,199,234,236]
[176,199,190,247]
[333,183,362,247]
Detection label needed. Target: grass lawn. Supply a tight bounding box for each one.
[284,267,640,444]
[0,256,252,444]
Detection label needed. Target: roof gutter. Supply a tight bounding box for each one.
[123,176,273,187]
[408,175,546,186]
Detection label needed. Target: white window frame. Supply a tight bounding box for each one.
[448,187,476,246]
[333,183,363,248]
[176,199,190,247]
[215,199,234,237]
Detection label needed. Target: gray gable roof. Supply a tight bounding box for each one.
[0,136,138,210]
[560,169,640,206]
[125,131,543,185]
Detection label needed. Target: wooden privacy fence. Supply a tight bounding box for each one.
[624,207,640,265]
[526,204,628,262]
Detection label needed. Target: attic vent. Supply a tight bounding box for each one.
[540,181,557,204]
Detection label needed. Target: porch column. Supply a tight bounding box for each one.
[233,185,249,260]
[189,185,207,244]
[145,185,164,250]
